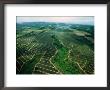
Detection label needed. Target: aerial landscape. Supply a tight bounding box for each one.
[16,16,94,74]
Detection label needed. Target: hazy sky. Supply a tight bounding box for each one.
[17,16,94,25]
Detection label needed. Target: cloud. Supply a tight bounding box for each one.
[17,16,94,25]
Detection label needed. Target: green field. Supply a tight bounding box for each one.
[16,22,94,74]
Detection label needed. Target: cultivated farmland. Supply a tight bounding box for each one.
[16,22,94,74]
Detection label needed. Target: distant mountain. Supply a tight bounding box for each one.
[16,22,94,32]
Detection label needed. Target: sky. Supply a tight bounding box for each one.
[17,16,94,25]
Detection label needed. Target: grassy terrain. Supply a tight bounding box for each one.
[16,22,94,74]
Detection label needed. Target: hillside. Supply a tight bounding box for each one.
[16,22,94,74]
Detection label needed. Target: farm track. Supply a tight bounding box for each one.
[33,45,61,74]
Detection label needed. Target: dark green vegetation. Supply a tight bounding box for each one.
[16,22,94,74]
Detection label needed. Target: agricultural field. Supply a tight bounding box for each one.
[16,22,94,74]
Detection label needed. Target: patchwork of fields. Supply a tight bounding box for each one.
[16,22,94,74]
